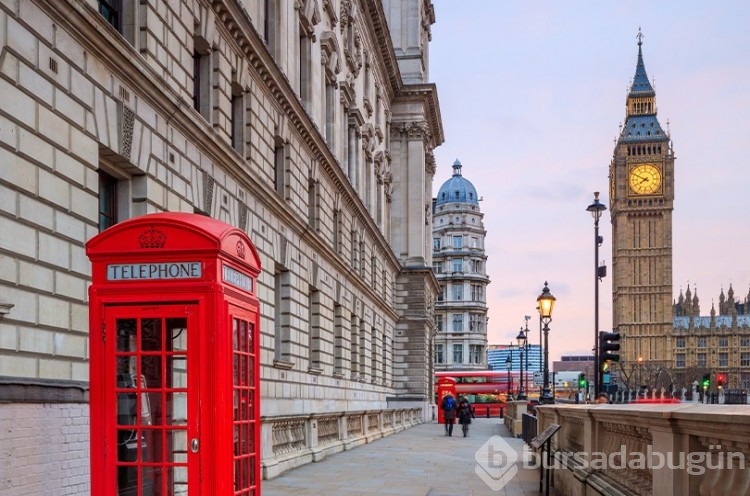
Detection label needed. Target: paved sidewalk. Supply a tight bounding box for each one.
[262,418,558,495]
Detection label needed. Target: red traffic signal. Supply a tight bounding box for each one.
[717,373,726,387]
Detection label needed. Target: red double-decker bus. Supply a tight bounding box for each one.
[435,370,534,417]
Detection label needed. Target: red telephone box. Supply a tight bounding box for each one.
[86,212,262,495]
[436,376,457,424]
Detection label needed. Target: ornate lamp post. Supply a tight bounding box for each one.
[515,325,528,400]
[505,353,512,400]
[587,192,606,396]
[537,282,556,404]
[536,306,542,397]
[524,315,531,379]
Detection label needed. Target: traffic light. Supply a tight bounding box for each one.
[600,332,621,363]
[578,373,587,389]
[701,373,710,390]
[717,373,726,389]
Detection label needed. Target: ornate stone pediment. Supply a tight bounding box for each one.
[296,0,321,40]
[322,0,337,26]
[340,0,352,34]
[360,123,375,160]
[320,31,341,76]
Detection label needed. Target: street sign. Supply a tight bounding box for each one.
[533,371,544,386]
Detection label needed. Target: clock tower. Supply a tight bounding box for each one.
[609,32,675,367]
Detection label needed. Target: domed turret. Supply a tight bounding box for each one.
[435,159,479,206]
[432,158,489,373]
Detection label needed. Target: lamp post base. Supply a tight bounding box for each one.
[539,388,555,404]
[517,389,527,400]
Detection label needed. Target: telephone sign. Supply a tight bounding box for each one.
[107,261,202,280]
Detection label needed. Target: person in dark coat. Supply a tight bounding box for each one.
[457,397,475,437]
[440,393,457,436]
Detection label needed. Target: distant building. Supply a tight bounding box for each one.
[432,160,490,371]
[487,344,542,373]
[671,285,750,390]
[552,355,594,372]
[554,355,595,378]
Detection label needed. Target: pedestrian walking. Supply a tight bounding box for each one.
[457,396,475,437]
[440,393,457,436]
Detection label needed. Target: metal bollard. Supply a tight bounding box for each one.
[486,407,490,418]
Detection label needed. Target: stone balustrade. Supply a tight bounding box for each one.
[504,400,529,436]
[261,408,422,479]
[535,403,750,496]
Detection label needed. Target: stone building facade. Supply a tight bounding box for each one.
[432,160,489,372]
[0,0,442,492]
[672,285,750,391]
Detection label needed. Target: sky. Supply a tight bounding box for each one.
[428,1,750,361]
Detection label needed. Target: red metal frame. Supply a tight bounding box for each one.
[87,213,261,495]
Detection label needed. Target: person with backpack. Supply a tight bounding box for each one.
[440,393,457,436]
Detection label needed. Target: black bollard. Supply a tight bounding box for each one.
[486,407,490,418]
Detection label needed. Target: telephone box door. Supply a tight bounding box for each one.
[229,304,260,494]
[105,304,200,495]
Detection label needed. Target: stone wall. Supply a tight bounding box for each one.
[535,403,750,496]
[0,403,90,495]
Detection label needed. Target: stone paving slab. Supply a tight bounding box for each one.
[262,418,560,495]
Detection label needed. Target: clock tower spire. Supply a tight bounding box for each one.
[609,30,675,369]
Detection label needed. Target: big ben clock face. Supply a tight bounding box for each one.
[629,163,662,195]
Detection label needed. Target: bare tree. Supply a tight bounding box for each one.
[612,360,674,392]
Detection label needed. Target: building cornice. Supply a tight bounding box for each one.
[362,0,402,101]
[394,84,444,148]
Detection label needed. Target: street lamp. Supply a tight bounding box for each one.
[536,306,542,397]
[587,192,606,396]
[516,325,528,400]
[524,315,531,397]
[537,282,556,404]
[505,353,512,401]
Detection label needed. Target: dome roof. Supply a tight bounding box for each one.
[436,159,479,206]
